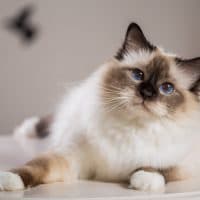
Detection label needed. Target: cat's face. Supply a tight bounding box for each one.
[101,23,200,121]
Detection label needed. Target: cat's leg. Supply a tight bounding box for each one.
[161,166,189,182]
[129,167,165,192]
[0,152,76,191]
[129,166,188,191]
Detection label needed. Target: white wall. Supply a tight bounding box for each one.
[0,0,200,134]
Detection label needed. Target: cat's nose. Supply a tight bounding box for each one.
[139,83,157,99]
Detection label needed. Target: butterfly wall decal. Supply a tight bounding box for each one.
[5,5,39,43]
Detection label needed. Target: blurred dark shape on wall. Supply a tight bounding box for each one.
[5,5,39,44]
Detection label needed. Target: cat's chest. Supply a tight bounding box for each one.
[97,128,179,162]
[90,124,189,180]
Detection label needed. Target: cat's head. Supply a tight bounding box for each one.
[101,23,200,122]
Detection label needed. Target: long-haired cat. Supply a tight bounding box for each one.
[1,23,200,192]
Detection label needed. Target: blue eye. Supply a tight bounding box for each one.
[131,68,144,81]
[159,82,174,95]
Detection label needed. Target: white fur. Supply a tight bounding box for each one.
[13,117,40,139]
[0,172,24,191]
[129,170,165,192]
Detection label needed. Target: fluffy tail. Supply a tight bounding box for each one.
[13,115,53,139]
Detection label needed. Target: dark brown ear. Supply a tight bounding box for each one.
[175,57,200,95]
[115,23,156,60]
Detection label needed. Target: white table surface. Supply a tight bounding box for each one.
[0,136,200,200]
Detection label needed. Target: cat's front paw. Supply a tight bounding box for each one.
[0,171,24,191]
[129,170,165,192]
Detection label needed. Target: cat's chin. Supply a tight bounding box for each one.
[127,102,151,118]
[142,101,153,113]
[133,101,151,113]
[131,101,162,120]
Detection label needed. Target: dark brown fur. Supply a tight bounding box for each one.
[115,23,156,60]
[36,115,53,138]
[144,55,185,112]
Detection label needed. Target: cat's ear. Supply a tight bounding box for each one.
[176,57,200,95]
[115,23,156,60]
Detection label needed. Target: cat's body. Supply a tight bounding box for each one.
[49,61,198,182]
[1,23,200,192]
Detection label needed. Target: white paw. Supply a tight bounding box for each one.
[0,171,24,191]
[129,170,165,192]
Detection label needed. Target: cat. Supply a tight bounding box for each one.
[1,22,200,192]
